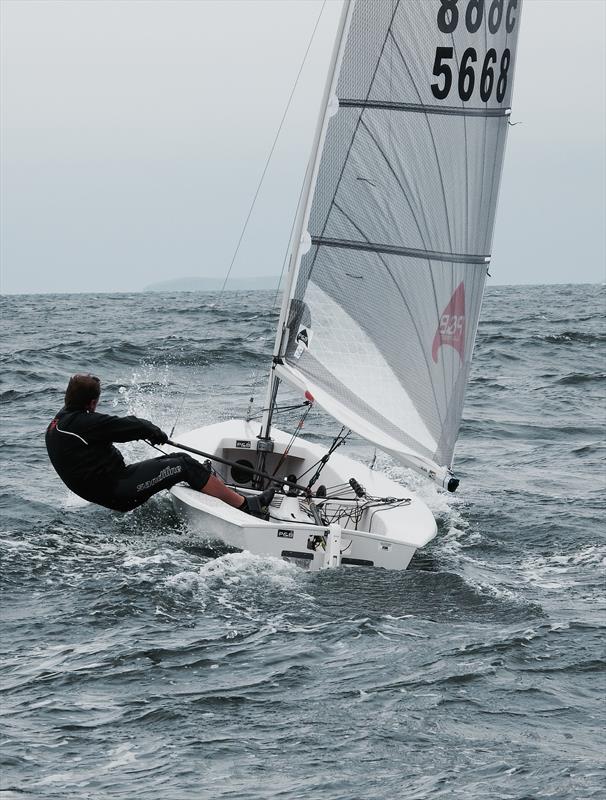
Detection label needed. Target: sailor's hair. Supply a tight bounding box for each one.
[64,374,101,410]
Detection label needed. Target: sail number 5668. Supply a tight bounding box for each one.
[437,0,518,35]
[431,47,510,102]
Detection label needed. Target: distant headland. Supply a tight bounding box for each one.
[144,276,280,292]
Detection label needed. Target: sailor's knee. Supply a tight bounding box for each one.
[180,454,211,490]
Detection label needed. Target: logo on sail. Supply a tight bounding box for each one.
[294,325,313,360]
[432,282,466,363]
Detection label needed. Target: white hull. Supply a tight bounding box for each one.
[169,420,437,571]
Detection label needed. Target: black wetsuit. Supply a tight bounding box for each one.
[45,407,210,512]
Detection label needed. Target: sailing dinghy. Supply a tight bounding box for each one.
[170,0,522,570]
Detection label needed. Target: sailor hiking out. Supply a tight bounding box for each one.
[46,374,274,515]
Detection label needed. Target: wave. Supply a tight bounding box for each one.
[476,332,605,351]
[1,386,64,403]
[572,443,605,455]
[159,344,269,367]
[459,418,600,439]
[545,331,606,344]
[556,372,606,385]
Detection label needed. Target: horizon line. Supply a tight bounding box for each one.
[1,280,604,298]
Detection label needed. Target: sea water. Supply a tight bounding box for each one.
[1,284,604,799]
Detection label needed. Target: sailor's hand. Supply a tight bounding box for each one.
[148,427,169,445]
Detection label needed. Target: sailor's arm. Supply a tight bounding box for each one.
[83,412,168,444]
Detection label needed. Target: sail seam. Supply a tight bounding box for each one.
[339,99,511,117]
[312,236,490,265]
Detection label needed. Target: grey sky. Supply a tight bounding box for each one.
[1,0,604,294]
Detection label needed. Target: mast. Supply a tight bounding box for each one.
[259,0,354,442]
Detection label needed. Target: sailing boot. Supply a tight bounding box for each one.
[240,487,275,520]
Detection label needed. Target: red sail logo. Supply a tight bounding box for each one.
[432,282,466,363]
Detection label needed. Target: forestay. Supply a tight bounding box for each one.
[275,0,522,484]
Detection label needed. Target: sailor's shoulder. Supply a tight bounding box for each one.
[55,408,101,434]
[60,408,87,424]
[47,406,71,429]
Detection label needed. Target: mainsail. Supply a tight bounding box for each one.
[271,0,522,486]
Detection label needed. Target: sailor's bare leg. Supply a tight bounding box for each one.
[201,474,245,508]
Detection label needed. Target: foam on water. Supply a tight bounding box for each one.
[61,490,91,510]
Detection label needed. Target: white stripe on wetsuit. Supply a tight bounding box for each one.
[55,424,88,445]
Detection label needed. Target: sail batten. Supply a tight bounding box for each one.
[339,98,511,117]
[276,0,522,481]
[311,237,491,264]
